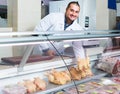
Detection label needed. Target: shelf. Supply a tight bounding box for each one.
[36,70,108,94]
[0,66,107,94]
[0,56,108,94]
[0,56,74,79]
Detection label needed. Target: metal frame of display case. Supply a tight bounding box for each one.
[0,30,120,45]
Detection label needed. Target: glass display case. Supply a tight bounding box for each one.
[0,30,120,94]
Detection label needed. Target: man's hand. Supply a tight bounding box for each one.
[45,50,56,56]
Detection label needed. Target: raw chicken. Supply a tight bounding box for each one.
[23,80,36,94]
[77,57,93,77]
[60,71,71,82]
[69,67,81,80]
[46,69,71,85]
[33,77,46,90]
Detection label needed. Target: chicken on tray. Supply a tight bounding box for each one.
[34,77,46,91]
[46,69,71,85]
[69,67,81,80]
[18,77,46,94]
[77,57,93,77]
[69,57,93,80]
[46,57,93,85]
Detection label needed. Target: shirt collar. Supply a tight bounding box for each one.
[64,16,74,30]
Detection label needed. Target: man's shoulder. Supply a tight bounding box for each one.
[72,21,84,30]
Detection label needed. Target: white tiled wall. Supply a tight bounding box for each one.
[96,0,116,30]
[8,0,41,31]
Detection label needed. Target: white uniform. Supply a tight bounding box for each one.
[33,13,86,58]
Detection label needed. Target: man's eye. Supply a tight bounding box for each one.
[76,11,79,13]
[70,9,79,13]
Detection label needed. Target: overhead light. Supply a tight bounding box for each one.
[0,41,49,47]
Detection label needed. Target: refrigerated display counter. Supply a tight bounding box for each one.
[0,30,120,94]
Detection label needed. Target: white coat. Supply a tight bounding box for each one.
[33,13,86,58]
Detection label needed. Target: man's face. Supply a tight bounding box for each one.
[65,4,80,22]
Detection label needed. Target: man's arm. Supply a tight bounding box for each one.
[34,13,55,55]
[72,41,86,59]
[43,49,56,56]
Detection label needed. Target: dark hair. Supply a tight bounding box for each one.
[66,1,80,9]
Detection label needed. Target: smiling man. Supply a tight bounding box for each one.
[34,1,85,58]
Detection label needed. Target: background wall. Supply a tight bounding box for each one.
[117,3,120,16]
[96,0,116,30]
[7,0,41,56]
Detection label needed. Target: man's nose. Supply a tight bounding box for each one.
[72,11,77,15]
